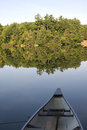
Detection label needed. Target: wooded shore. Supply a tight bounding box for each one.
[0,14,87,49]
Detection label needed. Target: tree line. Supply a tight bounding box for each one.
[0,14,87,48]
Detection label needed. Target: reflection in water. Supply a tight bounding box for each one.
[0,46,87,130]
[0,45,87,75]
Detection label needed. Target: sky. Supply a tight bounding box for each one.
[0,0,87,25]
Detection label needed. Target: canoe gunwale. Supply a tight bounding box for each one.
[21,92,54,130]
[21,88,83,130]
[63,94,83,130]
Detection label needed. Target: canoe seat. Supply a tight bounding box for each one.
[38,113,73,117]
[43,109,70,112]
[73,126,81,130]
[39,108,73,117]
[27,124,41,129]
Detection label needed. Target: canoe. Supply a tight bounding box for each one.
[21,88,83,130]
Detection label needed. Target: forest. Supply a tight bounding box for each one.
[0,14,87,47]
[0,14,87,74]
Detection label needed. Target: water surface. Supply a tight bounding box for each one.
[0,61,87,130]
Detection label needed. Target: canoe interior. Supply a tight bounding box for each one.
[22,89,82,130]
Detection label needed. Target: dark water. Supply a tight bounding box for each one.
[0,61,87,130]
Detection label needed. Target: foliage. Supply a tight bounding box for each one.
[0,14,87,47]
[0,14,87,74]
[0,43,87,75]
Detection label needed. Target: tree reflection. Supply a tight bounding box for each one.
[0,45,87,75]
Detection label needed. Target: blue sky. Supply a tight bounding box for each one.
[0,0,87,25]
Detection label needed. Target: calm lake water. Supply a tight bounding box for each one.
[0,61,87,130]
